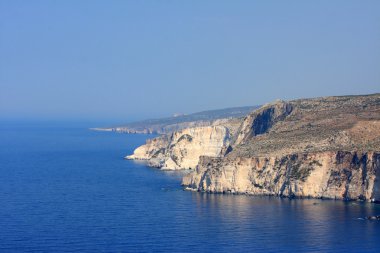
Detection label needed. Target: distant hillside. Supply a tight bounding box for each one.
[92,106,259,134]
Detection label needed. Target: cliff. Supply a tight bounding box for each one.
[183,94,380,201]
[183,152,380,201]
[126,125,234,170]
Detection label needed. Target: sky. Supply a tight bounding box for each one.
[1,0,379,122]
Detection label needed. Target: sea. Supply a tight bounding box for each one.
[1,122,380,252]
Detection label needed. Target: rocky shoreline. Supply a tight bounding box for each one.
[126,94,380,202]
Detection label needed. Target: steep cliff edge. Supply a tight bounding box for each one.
[125,125,234,170]
[183,94,380,201]
[183,152,380,201]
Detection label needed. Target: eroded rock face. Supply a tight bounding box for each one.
[127,93,380,201]
[182,152,380,201]
[126,135,169,160]
[126,126,232,170]
[233,100,293,145]
[183,94,380,201]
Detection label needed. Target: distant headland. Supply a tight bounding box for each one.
[122,93,380,202]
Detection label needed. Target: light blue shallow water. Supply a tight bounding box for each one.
[1,122,380,252]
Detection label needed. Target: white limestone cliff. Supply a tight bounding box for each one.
[125,126,232,170]
[126,94,380,201]
[182,152,380,201]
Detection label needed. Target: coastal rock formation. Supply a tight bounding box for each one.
[183,94,380,201]
[233,100,293,145]
[126,135,169,160]
[126,126,233,170]
[183,151,380,201]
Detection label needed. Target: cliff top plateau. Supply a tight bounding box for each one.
[230,93,380,158]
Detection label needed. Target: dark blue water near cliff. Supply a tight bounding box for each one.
[1,123,380,253]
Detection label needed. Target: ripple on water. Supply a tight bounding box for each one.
[0,126,379,252]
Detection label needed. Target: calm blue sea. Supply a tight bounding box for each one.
[1,122,380,252]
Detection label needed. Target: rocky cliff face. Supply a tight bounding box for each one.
[233,100,293,146]
[126,135,169,160]
[126,126,233,170]
[183,94,380,201]
[183,151,380,201]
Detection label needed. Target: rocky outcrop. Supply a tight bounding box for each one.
[125,126,233,170]
[124,93,380,201]
[182,151,380,201]
[126,135,169,160]
[182,94,380,202]
[233,100,293,145]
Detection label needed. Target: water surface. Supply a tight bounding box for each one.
[1,123,379,252]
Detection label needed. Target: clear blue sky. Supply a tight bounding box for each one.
[1,0,379,122]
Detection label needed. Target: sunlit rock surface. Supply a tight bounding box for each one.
[126,126,233,170]
[183,94,380,201]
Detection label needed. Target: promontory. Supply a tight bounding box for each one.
[125,94,380,202]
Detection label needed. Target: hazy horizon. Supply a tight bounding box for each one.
[1,1,379,122]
